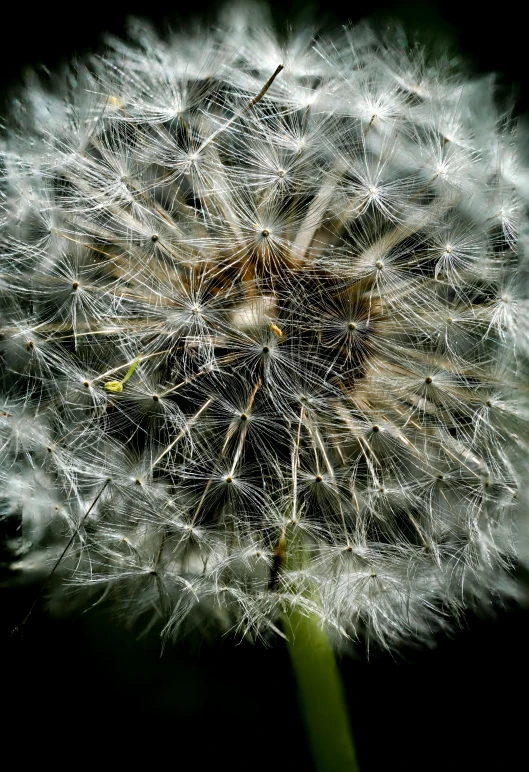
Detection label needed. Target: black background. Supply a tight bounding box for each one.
[1,1,528,114]
[1,2,528,769]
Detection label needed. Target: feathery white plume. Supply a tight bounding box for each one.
[1,4,528,650]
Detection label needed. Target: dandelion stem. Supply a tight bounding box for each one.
[284,609,359,772]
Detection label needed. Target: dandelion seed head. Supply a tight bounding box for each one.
[1,3,528,651]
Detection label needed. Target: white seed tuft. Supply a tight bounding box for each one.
[1,4,528,650]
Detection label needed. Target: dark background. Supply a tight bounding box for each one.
[1,2,528,769]
[1,1,528,114]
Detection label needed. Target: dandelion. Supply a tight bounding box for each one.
[1,4,528,767]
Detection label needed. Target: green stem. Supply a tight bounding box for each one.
[284,608,359,772]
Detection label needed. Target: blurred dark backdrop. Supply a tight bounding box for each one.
[1,2,528,769]
[1,1,528,114]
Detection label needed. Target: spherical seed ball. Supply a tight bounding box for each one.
[1,3,528,651]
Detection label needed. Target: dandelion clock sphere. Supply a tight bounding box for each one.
[1,3,528,652]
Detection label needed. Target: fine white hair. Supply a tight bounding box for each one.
[1,3,528,650]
